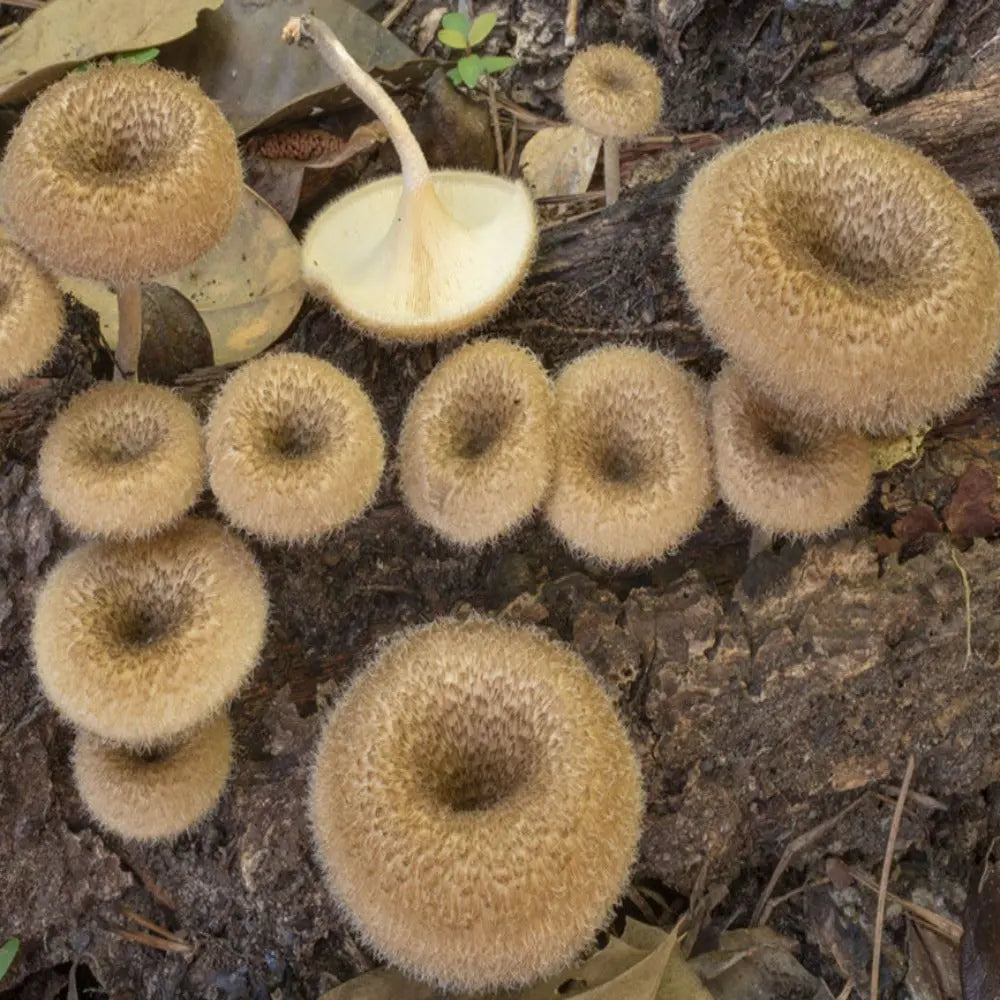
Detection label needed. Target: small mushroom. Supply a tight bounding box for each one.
[398,340,554,546]
[0,62,242,380]
[32,519,268,749]
[283,16,537,342]
[709,365,873,538]
[72,715,233,842]
[205,352,385,544]
[674,122,1000,435]
[545,345,713,567]
[310,617,642,991]
[38,381,206,540]
[562,44,663,206]
[0,242,64,390]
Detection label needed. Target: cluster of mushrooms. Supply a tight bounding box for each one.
[1,7,999,996]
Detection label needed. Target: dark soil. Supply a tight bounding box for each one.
[3,0,1000,997]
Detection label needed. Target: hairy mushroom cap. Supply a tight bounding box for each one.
[0,242,64,389]
[398,340,554,546]
[73,715,233,842]
[545,346,713,566]
[710,366,873,537]
[303,174,537,342]
[562,45,663,139]
[38,381,206,540]
[311,618,643,991]
[205,352,385,543]
[0,62,242,286]
[674,122,1000,435]
[32,518,268,749]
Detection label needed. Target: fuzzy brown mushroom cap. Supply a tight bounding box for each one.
[73,715,233,842]
[32,518,268,749]
[710,366,873,537]
[0,242,64,389]
[674,123,1000,435]
[311,618,643,991]
[545,346,713,566]
[0,62,242,286]
[205,352,385,543]
[38,381,205,540]
[562,45,663,139]
[398,340,554,546]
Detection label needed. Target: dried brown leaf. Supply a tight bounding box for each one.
[137,284,214,385]
[519,125,602,198]
[944,464,999,539]
[0,0,222,104]
[961,864,1000,1000]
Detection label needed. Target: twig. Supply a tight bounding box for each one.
[776,39,813,86]
[835,982,854,1000]
[836,863,961,944]
[565,0,580,47]
[870,755,915,1000]
[381,0,415,28]
[109,930,192,954]
[758,878,829,927]
[116,905,187,944]
[752,792,869,926]
[949,547,973,668]
[485,77,505,174]
[505,114,518,176]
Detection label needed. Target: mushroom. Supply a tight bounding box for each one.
[398,339,554,546]
[0,242,64,390]
[0,62,242,380]
[283,16,537,342]
[310,617,642,991]
[205,352,385,543]
[73,715,233,842]
[38,381,206,540]
[32,519,268,749]
[709,365,873,538]
[545,345,713,567]
[562,44,663,206]
[674,122,1000,435]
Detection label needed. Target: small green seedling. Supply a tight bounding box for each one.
[0,938,19,982]
[72,47,160,73]
[437,11,516,89]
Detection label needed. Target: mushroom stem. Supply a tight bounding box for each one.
[603,136,621,206]
[115,281,143,382]
[748,526,774,559]
[282,15,430,194]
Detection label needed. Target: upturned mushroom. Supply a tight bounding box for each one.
[0,62,242,380]
[311,617,642,991]
[709,365,873,538]
[562,45,663,206]
[398,340,554,546]
[0,242,64,389]
[674,122,1000,435]
[283,16,537,342]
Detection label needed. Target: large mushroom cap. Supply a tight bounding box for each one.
[73,715,233,842]
[545,345,714,566]
[32,518,268,748]
[0,62,242,286]
[709,365,873,537]
[206,352,385,543]
[302,172,536,342]
[38,381,205,540]
[563,44,663,139]
[398,339,554,546]
[311,618,642,991]
[675,122,1000,434]
[0,241,64,389]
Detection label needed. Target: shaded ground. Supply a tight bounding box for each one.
[3,0,1000,997]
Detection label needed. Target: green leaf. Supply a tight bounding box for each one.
[0,938,19,981]
[457,54,484,88]
[446,67,463,86]
[439,11,470,35]
[467,11,497,46]
[481,55,516,73]
[437,27,469,49]
[115,46,160,65]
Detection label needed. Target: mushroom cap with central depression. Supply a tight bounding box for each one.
[302,173,536,342]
